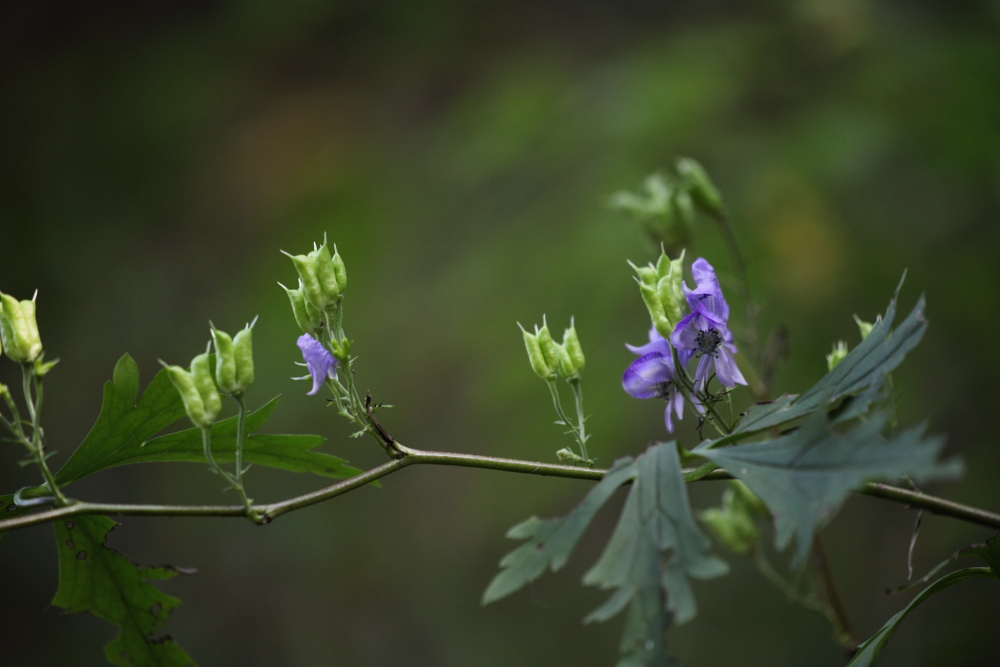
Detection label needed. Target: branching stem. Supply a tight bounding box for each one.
[1,447,996,533]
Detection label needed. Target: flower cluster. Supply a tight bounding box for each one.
[623,257,746,432]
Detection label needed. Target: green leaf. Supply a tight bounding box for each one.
[115,397,364,479]
[849,534,999,665]
[52,355,362,484]
[52,515,196,666]
[54,354,188,486]
[696,283,927,452]
[485,444,727,666]
[847,567,994,667]
[699,411,962,565]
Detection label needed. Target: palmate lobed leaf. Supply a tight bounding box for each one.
[699,410,963,565]
[52,355,361,484]
[848,535,1000,666]
[52,515,196,666]
[484,443,726,666]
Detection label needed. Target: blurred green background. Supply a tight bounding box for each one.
[2,1,999,665]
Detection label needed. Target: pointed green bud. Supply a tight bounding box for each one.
[659,250,686,328]
[535,320,562,374]
[33,355,59,378]
[629,261,658,287]
[313,242,342,307]
[162,363,212,428]
[331,244,347,294]
[854,315,874,340]
[676,157,724,215]
[231,320,256,394]
[210,326,237,394]
[520,324,555,379]
[280,282,323,335]
[0,292,43,363]
[191,351,222,422]
[330,337,351,363]
[637,281,672,339]
[561,320,585,378]
[826,340,848,371]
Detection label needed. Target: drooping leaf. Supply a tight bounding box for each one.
[54,354,188,486]
[52,515,196,666]
[485,443,726,666]
[481,459,637,604]
[107,397,363,479]
[583,444,728,666]
[699,410,962,565]
[849,535,1000,666]
[696,283,927,452]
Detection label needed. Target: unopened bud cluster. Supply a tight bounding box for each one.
[609,157,725,252]
[520,317,585,381]
[0,291,43,364]
[162,321,257,428]
[631,249,686,339]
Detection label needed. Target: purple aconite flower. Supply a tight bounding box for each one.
[670,258,746,392]
[622,328,687,432]
[297,333,337,395]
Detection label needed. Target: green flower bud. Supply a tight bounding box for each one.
[556,448,588,464]
[313,242,342,306]
[190,351,222,422]
[699,481,764,556]
[0,292,43,363]
[535,320,561,374]
[826,340,848,371]
[280,282,323,335]
[854,315,874,340]
[561,320,585,377]
[629,261,658,287]
[657,251,686,329]
[676,157,724,215]
[520,324,555,380]
[638,281,672,340]
[232,321,256,394]
[211,327,237,394]
[331,244,347,294]
[162,363,212,428]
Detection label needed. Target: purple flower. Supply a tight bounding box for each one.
[670,258,746,392]
[622,328,687,432]
[297,333,337,395]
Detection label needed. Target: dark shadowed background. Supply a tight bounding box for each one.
[2,1,999,665]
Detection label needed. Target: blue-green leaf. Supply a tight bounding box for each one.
[52,515,196,666]
[485,443,727,666]
[696,283,926,452]
[699,410,962,565]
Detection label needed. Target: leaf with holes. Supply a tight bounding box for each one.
[699,410,962,565]
[52,515,196,666]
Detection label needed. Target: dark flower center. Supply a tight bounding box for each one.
[695,327,722,355]
[653,381,673,399]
